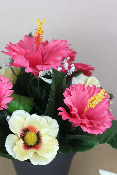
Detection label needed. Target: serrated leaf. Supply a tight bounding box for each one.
[107,120,117,149]
[92,120,117,144]
[0,154,15,160]
[91,129,113,144]
[28,32,33,37]
[7,93,33,113]
[107,134,117,149]
[108,93,114,99]
[45,69,66,119]
[0,114,11,154]
[0,109,10,117]
[66,79,72,88]
[58,138,72,154]
[67,135,98,152]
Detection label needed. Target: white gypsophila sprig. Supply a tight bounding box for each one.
[38,57,76,84]
[67,64,75,76]
[61,57,70,71]
[3,61,6,67]
[38,69,52,84]
[61,57,75,76]
[41,77,52,84]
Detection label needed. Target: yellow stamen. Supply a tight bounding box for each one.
[34,18,46,49]
[24,132,38,146]
[83,89,107,114]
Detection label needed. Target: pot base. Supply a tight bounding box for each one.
[12,152,75,175]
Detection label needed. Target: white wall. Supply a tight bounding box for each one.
[0,0,117,118]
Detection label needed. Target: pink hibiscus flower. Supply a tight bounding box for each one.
[73,63,94,76]
[2,19,94,77]
[0,75,14,110]
[2,35,76,77]
[58,84,114,135]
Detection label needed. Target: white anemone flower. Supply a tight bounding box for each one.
[5,110,59,165]
[72,74,100,88]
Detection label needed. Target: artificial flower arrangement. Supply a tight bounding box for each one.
[0,18,116,166]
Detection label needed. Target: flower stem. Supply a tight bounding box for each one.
[37,79,40,98]
[28,76,38,97]
[10,67,18,76]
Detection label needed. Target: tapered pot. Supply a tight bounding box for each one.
[12,152,75,175]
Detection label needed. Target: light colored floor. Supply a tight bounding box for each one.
[0,143,117,175]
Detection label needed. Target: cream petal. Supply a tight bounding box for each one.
[0,69,5,76]
[72,77,84,85]
[9,114,26,136]
[72,74,89,85]
[86,77,100,87]
[78,74,89,83]
[12,110,30,120]
[37,135,59,158]
[5,134,19,158]
[13,139,34,161]
[30,152,54,165]
[44,116,59,137]
[24,115,49,135]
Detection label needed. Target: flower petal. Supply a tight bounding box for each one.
[24,114,49,135]
[5,134,19,158]
[44,116,59,137]
[9,114,26,136]
[12,110,30,120]
[30,152,52,165]
[37,135,59,159]
[13,140,34,161]
[86,76,100,87]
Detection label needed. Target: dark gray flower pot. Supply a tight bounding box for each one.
[12,152,75,175]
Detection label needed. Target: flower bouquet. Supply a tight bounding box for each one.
[0,18,116,174]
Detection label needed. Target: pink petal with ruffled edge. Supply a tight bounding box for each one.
[0,76,14,110]
[58,84,114,135]
[74,63,94,76]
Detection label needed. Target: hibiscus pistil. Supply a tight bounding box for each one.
[34,18,46,49]
[83,89,107,114]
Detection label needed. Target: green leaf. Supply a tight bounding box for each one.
[41,83,51,111]
[88,120,117,144]
[107,120,117,149]
[0,112,11,154]
[0,109,10,117]
[0,154,15,160]
[66,79,72,88]
[67,135,98,152]
[71,121,117,145]
[91,130,114,144]
[58,138,72,154]
[66,71,82,82]
[7,93,33,113]
[107,134,117,149]
[28,32,33,37]
[45,69,66,119]
[108,93,114,99]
